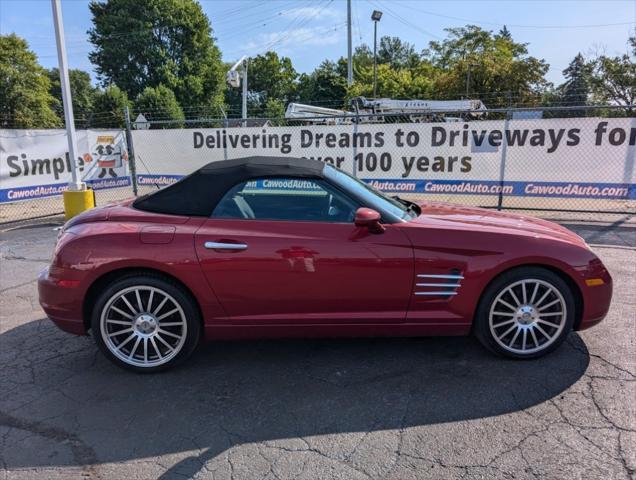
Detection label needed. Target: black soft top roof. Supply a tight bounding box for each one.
[133,156,326,217]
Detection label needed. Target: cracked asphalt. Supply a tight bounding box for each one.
[0,223,634,480]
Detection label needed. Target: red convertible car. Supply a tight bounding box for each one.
[39,157,612,372]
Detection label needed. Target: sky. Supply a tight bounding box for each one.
[1,0,634,88]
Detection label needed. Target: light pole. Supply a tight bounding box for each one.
[371,10,382,99]
[52,0,95,219]
[51,0,82,192]
[347,0,352,86]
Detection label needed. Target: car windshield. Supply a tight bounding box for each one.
[324,165,417,222]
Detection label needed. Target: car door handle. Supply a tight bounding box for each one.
[204,241,248,251]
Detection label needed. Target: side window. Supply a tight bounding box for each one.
[212,177,358,222]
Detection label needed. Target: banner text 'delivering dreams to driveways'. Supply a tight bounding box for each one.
[134,118,636,200]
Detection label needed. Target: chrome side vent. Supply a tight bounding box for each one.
[414,272,463,297]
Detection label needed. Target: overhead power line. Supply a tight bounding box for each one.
[369,0,444,40]
[394,1,636,29]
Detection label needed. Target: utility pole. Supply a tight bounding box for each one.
[371,10,382,98]
[242,60,248,127]
[52,0,83,191]
[347,0,352,86]
[373,20,378,98]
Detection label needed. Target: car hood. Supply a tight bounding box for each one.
[410,201,587,247]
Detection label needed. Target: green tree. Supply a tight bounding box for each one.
[558,53,593,115]
[263,98,286,120]
[134,85,184,128]
[336,44,374,80]
[590,35,635,111]
[0,34,61,128]
[245,51,297,114]
[91,85,130,128]
[297,60,347,107]
[423,25,549,107]
[346,62,437,101]
[378,36,420,70]
[88,0,225,112]
[47,68,97,126]
[340,38,437,101]
[497,25,512,40]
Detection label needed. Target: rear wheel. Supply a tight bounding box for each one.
[91,274,201,372]
[474,267,575,359]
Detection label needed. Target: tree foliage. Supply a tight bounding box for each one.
[498,26,512,40]
[560,53,593,104]
[246,52,298,111]
[555,53,594,116]
[263,98,286,119]
[589,35,635,109]
[347,63,437,101]
[423,26,549,107]
[333,28,550,108]
[4,19,634,127]
[297,60,347,106]
[91,85,130,127]
[134,85,184,127]
[47,68,97,125]
[88,0,225,112]
[377,36,420,70]
[337,45,373,79]
[0,34,61,128]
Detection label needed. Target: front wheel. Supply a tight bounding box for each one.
[474,267,575,359]
[91,274,201,372]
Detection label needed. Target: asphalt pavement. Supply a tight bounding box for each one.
[0,223,634,480]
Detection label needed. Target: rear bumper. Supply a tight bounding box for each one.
[38,268,87,335]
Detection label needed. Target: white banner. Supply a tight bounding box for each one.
[0,129,130,203]
[132,118,636,200]
[1,118,635,203]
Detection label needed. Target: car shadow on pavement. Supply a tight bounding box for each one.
[0,318,590,477]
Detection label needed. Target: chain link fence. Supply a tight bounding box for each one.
[1,105,634,227]
[0,128,136,225]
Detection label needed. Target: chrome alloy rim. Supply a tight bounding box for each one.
[100,286,187,367]
[488,279,567,355]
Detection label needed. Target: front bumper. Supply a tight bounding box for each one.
[577,261,613,331]
[38,267,87,335]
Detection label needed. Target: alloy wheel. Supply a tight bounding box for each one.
[100,286,188,367]
[488,279,567,355]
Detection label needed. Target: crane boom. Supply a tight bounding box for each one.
[285,103,355,125]
[351,96,487,114]
[284,97,487,125]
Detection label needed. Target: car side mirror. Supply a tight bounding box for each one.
[354,208,385,234]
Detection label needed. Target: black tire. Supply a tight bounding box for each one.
[91,273,201,373]
[474,267,575,359]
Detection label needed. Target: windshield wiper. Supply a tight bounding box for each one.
[391,195,409,205]
[392,195,421,216]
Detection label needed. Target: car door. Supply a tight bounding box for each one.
[194,177,414,325]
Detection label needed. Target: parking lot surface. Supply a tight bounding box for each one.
[0,223,634,480]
